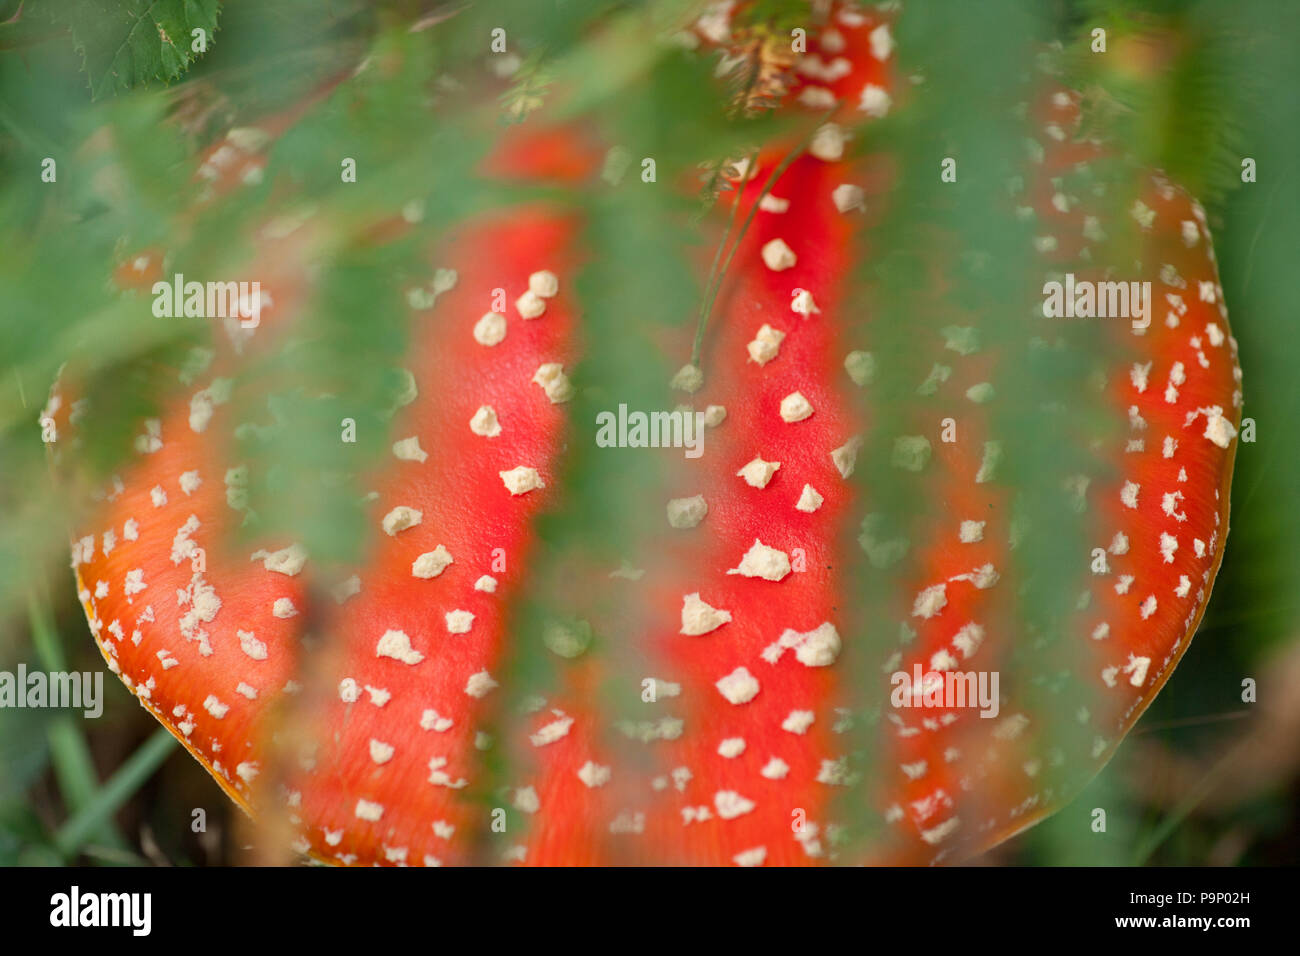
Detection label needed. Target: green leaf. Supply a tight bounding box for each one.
[62,0,221,99]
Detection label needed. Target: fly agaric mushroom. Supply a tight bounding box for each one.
[55,1,1240,865]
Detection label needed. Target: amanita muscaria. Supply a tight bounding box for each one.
[51,2,1241,865]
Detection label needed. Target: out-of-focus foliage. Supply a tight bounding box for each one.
[1,0,222,99]
[63,0,222,100]
[830,0,1125,861]
[0,0,1296,866]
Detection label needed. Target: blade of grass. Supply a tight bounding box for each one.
[26,584,130,854]
[79,844,149,866]
[53,727,176,859]
[1130,737,1250,864]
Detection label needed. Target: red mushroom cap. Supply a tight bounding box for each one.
[59,1,1240,865]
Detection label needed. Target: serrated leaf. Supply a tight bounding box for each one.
[63,0,220,100]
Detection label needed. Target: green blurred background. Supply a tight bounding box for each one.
[0,0,1296,866]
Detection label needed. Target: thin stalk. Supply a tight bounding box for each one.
[691,149,757,366]
[690,108,835,366]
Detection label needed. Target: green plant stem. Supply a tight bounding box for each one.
[690,150,756,367]
[53,727,176,858]
[26,586,129,855]
[690,108,834,367]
